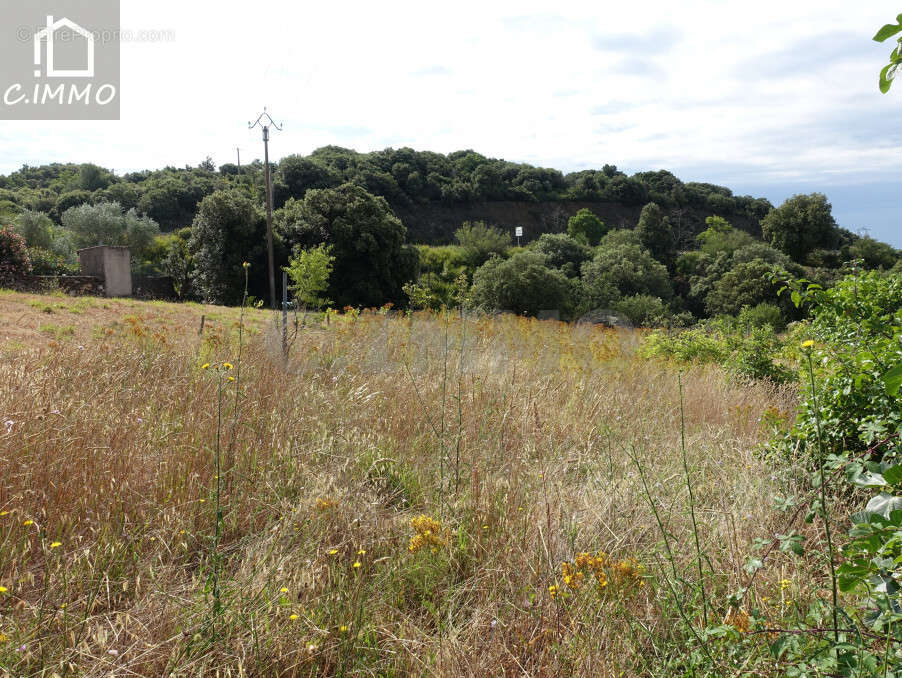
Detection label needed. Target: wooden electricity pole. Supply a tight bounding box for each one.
[249,108,282,309]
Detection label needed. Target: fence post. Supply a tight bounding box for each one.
[282,271,288,361]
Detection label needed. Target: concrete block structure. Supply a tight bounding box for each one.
[77,246,132,297]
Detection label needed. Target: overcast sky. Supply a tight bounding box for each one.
[2,0,900,244]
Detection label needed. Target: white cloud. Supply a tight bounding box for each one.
[1,0,899,191]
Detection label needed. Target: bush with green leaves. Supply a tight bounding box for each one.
[27,247,77,275]
[0,226,32,284]
[61,201,161,262]
[469,251,572,317]
[531,232,591,277]
[580,229,672,310]
[737,302,786,332]
[758,270,902,674]
[566,208,607,246]
[611,294,672,327]
[285,243,335,310]
[782,271,902,458]
[641,317,792,383]
[705,258,788,317]
[454,221,510,268]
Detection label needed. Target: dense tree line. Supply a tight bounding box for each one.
[0,153,898,324]
[0,150,774,238]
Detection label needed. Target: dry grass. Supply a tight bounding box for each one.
[0,291,818,676]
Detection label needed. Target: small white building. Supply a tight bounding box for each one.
[77,246,131,297]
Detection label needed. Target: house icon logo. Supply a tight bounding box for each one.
[33,15,95,78]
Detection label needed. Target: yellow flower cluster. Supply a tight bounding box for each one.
[558,552,645,593]
[315,498,337,511]
[407,514,448,553]
[725,606,750,633]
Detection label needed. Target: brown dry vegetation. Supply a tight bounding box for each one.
[0,290,823,676]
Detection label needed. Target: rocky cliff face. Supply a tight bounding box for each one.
[391,200,763,246]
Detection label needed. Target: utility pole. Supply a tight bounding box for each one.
[249,108,282,309]
[236,147,241,178]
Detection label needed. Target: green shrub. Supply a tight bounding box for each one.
[612,294,670,327]
[641,320,792,383]
[784,271,902,457]
[737,302,786,332]
[27,247,78,276]
[0,226,31,284]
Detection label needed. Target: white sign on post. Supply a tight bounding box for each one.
[515,227,523,237]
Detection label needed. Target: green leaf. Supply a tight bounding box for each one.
[883,464,902,486]
[791,290,801,308]
[883,363,902,396]
[865,493,902,519]
[874,23,902,42]
[880,63,897,93]
[744,557,763,575]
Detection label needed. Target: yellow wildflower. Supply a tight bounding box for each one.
[779,578,791,590]
[352,561,361,569]
[227,376,235,382]
[548,585,558,598]
[315,498,337,511]
[223,362,234,370]
[357,548,366,555]
[801,340,815,349]
[289,614,298,620]
[725,607,751,633]
[408,515,448,553]
[50,541,61,549]
[279,587,288,593]
[339,625,348,633]
[201,363,210,370]
[0,511,8,516]
[328,548,338,555]
[23,520,33,526]
[0,585,7,593]
[0,632,7,643]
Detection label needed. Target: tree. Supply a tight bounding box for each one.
[695,216,755,256]
[189,191,268,304]
[285,244,335,309]
[275,183,416,308]
[0,227,31,284]
[163,227,193,298]
[531,233,592,277]
[14,210,54,249]
[705,259,786,317]
[635,202,674,265]
[566,208,607,245]
[848,236,899,270]
[78,164,114,192]
[760,193,840,263]
[581,232,672,309]
[454,221,511,268]
[274,155,341,205]
[470,251,572,317]
[61,202,161,261]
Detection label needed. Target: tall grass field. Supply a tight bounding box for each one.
[0,289,834,676]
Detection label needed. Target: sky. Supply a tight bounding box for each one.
[1,0,900,245]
